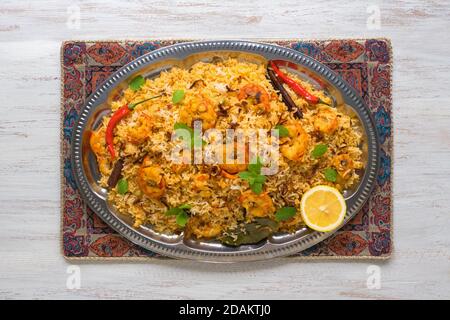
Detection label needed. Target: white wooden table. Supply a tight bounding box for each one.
[0,0,449,300]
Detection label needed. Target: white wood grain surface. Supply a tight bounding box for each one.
[0,0,449,300]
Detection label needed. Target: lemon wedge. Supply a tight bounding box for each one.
[300,185,347,232]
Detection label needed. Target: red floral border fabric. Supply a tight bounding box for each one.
[61,39,392,259]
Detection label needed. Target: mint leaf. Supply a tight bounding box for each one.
[176,211,189,227]
[248,157,263,174]
[165,207,183,216]
[312,144,328,158]
[239,172,255,184]
[193,131,207,147]
[174,123,206,148]
[129,75,145,91]
[254,175,266,184]
[117,178,128,195]
[174,123,193,147]
[239,157,266,194]
[238,171,253,180]
[274,124,289,138]
[166,204,191,227]
[251,182,263,195]
[275,206,297,222]
[172,89,185,104]
[248,176,257,185]
[324,168,338,182]
[174,122,193,134]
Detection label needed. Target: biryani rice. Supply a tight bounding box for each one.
[89,58,364,240]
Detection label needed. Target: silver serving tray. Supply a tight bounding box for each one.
[71,40,379,262]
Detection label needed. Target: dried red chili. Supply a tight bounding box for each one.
[105,95,162,158]
[269,60,324,105]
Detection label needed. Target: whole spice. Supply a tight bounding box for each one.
[267,67,303,119]
[189,79,206,89]
[220,218,279,246]
[107,158,124,188]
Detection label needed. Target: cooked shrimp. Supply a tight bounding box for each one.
[89,126,111,175]
[179,93,217,130]
[170,163,188,174]
[137,157,166,199]
[186,216,223,239]
[126,112,154,144]
[333,154,354,178]
[313,108,338,134]
[280,121,310,161]
[220,170,238,180]
[90,127,105,156]
[239,190,276,219]
[219,142,249,174]
[170,152,191,173]
[238,84,270,112]
[192,173,210,190]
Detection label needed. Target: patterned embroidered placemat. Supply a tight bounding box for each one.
[61,39,392,260]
